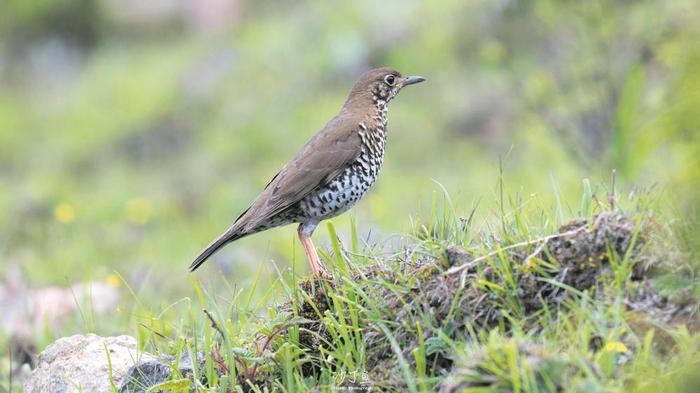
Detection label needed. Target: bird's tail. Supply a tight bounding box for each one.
[189,228,247,272]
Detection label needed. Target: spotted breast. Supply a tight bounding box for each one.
[297,93,389,220]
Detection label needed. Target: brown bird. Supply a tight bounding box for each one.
[190,68,425,275]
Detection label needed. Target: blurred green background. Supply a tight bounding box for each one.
[1,0,699,344]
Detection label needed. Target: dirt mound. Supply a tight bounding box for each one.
[239,213,694,390]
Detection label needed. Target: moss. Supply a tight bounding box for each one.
[234,212,695,390]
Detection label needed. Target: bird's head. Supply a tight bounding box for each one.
[345,67,425,109]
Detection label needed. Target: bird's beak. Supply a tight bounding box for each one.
[402,75,426,86]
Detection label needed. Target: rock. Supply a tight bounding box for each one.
[23,334,156,393]
[119,351,206,392]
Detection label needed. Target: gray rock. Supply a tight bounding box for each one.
[119,351,206,392]
[23,334,156,393]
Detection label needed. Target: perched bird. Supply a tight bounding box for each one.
[190,68,425,276]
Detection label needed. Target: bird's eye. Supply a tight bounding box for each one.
[384,75,396,86]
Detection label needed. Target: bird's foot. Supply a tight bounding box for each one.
[317,268,333,280]
[310,261,333,280]
[298,224,333,280]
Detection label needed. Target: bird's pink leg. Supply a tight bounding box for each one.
[297,225,327,277]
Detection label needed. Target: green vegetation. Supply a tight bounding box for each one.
[1,0,699,391]
[118,189,699,392]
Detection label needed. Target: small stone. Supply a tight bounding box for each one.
[23,334,156,393]
[119,351,206,392]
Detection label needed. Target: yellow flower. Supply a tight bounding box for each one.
[106,274,121,288]
[524,257,536,269]
[54,202,75,224]
[604,341,628,353]
[125,197,152,225]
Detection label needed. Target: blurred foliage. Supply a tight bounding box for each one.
[0,0,699,348]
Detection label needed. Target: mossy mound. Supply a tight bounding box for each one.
[262,213,692,390]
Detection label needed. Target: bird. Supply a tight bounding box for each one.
[189,67,425,276]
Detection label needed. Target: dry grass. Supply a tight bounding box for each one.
[222,212,698,391]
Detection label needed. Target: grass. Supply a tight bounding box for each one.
[2,2,700,391]
[106,182,699,392]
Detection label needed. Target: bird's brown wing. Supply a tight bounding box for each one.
[189,111,363,271]
[235,111,363,233]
